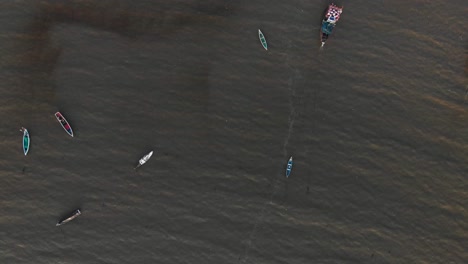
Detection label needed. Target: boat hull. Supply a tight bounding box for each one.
[320,31,329,47]
[320,4,343,47]
[286,156,293,177]
[56,209,81,226]
[55,112,74,137]
[22,128,30,155]
[135,150,153,169]
[258,29,268,50]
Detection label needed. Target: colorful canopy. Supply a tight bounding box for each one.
[324,4,343,24]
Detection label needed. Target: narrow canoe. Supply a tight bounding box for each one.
[56,209,81,226]
[135,150,153,169]
[286,156,293,178]
[20,127,30,155]
[55,112,74,137]
[258,29,268,50]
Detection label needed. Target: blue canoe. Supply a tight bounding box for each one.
[20,127,30,155]
[286,156,293,178]
[258,29,268,50]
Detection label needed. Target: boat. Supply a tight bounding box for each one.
[258,29,268,50]
[20,127,30,155]
[286,156,293,178]
[56,209,81,226]
[135,150,153,169]
[320,3,343,47]
[55,112,74,137]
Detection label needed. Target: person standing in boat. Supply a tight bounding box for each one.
[58,116,66,125]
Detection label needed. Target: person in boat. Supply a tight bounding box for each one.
[58,116,67,125]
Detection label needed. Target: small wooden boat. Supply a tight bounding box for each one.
[56,209,81,226]
[135,150,153,169]
[320,3,343,47]
[258,29,268,50]
[286,156,293,178]
[20,127,30,155]
[55,112,74,137]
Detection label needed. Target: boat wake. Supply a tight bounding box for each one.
[282,73,297,157]
[238,43,304,264]
[282,41,305,157]
[238,181,280,264]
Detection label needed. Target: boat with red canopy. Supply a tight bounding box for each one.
[320,3,343,47]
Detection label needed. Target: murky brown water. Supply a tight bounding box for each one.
[0,0,466,263]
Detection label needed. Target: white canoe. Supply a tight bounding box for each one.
[135,151,153,169]
[56,209,81,226]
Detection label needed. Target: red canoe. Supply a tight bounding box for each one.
[55,112,74,137]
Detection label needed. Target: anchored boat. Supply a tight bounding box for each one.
[286,156,293,178]
[20,127,30,155]
[56,209,81,226]
[320,3,343,47]
[258,29,268,50]
[135,150,153,169]
[55,112,74,137]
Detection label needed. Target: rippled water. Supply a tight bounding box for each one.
[0,0,466,263]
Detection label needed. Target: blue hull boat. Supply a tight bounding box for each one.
[320,4,343,47]
[20,127,30,155]
[286,156,293,178]
[258,29,268,50]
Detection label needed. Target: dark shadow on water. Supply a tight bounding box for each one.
[34,1,237,38]
[12,0,238,116]
[464,43,467,77]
